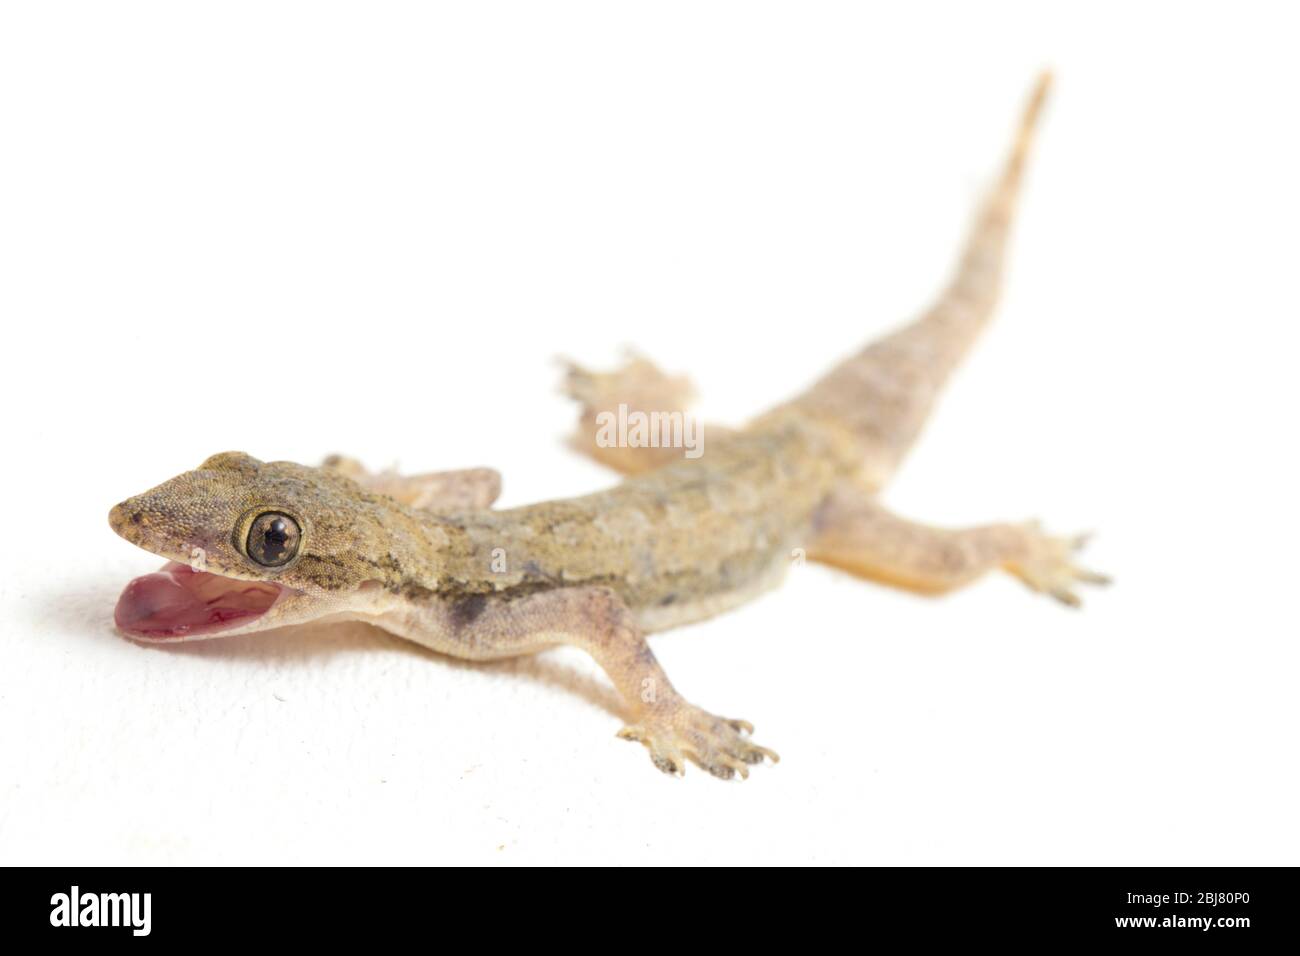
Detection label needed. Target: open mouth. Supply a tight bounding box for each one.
[115,561,286,641]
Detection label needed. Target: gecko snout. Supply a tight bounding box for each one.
[108,501,135,538]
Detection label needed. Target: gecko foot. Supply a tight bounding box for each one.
[1006,523,1111,607]
[559,351,694,412]
[618,702,779,780]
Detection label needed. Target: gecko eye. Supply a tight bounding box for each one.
[246,512,301,567]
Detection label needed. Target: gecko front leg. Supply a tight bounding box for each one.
[418,586,777,778]
[321,455,502,512]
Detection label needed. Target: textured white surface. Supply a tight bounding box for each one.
[2,2,1298,865]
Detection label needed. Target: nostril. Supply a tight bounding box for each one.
[108,502,140,535]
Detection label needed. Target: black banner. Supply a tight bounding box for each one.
[2,867,1291,944]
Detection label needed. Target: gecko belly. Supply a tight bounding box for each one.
[114,561,287,642]
[633,554,791,633]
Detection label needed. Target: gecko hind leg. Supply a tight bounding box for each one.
[807,484,1109,607]
[559,352,729,475]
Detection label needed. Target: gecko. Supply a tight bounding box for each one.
[108,73,1105,779]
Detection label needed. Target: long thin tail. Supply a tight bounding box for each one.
[769,72,1053,488]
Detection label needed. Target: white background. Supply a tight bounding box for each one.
[2,2,1296,866]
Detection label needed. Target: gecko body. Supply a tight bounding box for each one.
[109,74,1104,778]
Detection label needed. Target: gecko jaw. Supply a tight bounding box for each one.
[114,561,299,642]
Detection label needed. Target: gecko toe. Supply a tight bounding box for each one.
[651,754,682,776]
[706,754,749,780]
[1049,587,1082,608]
[741,743,779,764]
[621,724,686,776]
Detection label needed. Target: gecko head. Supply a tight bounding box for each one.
[108,452,412,642]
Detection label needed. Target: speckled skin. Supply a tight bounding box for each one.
[108,74,1104,779]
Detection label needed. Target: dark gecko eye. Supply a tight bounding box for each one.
[247,512,301,567]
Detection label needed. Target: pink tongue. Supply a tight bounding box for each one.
[115,561,280,640]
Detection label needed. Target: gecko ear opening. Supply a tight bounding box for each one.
[115,562,284,642]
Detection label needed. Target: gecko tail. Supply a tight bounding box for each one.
[764,71,1054,488]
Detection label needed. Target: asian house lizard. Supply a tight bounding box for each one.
[108,73,1104,779]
